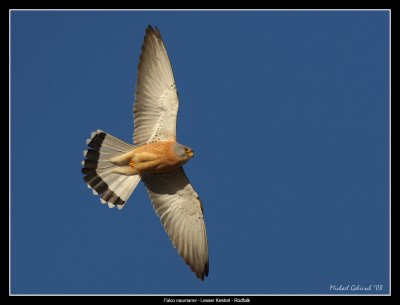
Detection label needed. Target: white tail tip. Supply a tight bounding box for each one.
[100,198,106,204]
[83,150,88,157]
[108,202,115,208]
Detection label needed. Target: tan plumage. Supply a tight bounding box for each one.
[81,25,209,280]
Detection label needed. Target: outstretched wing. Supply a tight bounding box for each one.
[133,25,179,146]
[141,168,209,280]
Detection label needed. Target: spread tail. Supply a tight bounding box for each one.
[81,130,140,209]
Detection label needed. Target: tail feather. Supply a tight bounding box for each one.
[115,175,140,209]
[89,130,134,152]
[82,159,113,171]
[81,130,141,209]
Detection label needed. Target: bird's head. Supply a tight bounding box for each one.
[173,143,194,161]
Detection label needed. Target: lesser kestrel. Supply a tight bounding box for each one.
[81,26,209,280]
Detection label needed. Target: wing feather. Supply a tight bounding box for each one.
[142,168,209,280]
[133,26,179,145]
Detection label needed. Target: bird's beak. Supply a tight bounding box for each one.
[187,150,194,158]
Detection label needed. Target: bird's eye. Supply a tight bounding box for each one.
[184,147,188,151]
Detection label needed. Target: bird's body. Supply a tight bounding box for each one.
[81,25,209,280]
[110,140,193,175]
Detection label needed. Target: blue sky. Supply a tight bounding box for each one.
[10,10,390,294]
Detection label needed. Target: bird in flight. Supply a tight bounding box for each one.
[81,26,209,280]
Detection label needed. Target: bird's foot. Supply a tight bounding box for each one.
[129,159,135,169]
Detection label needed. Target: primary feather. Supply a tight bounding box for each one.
[134,26,179,145]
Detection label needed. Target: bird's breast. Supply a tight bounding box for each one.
[131,141,184,174]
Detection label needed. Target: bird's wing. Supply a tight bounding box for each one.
[133,26,179,145]
[141,168,209,280]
